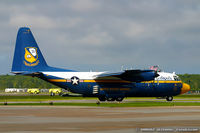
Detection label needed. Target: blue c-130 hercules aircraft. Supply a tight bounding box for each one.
[11,27,190,101]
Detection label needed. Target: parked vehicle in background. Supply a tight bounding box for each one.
[5,88,27,93]
[27,88,40,94]
[49,88,62,96]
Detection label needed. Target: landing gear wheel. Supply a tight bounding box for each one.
[96,101,101,105]
[98,97,106,101]
[116,97,124,102]
[166,96,173,101]
[107,97,115,101]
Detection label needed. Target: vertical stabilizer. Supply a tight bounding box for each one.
[11,27,48,73]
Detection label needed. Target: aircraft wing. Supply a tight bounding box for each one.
[95,70,159,82]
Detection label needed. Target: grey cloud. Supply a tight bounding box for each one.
[0,0,200,74]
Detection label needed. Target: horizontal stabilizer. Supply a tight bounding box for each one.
[14,72,42,76]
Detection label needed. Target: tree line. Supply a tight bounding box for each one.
[179,74,200,91]
[0,74,199,90]
[0,75,56,90]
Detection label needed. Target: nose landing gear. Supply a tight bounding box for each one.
[166,96,173,101]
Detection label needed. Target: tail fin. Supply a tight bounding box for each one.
[11,27,48,73]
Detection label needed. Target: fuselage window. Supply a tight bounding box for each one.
[174,76,181,81]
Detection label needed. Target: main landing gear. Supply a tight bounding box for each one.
[166,96,173,101]
[98,96,124,102]
[98,96,173,102]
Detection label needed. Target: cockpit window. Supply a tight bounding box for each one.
[174,76,181,81]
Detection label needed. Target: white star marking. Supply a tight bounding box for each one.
[72,77,79,85]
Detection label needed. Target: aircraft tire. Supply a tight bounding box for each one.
[98,97,106,101]
[116,97,124,102]
[166,96,173,101]
[107,97,115,101]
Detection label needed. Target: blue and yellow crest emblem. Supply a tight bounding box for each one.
[24,47,39,66]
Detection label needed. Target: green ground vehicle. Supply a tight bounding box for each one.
[27,88,40,94]
[49,88,62,96]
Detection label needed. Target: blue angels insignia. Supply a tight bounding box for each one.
[24,47,39,66]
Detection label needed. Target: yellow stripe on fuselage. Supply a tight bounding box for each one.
[141,81,182,84]
[83,80,131,83]
[84,80,182,84]
[48,79,182,84]
[48,79,67,82]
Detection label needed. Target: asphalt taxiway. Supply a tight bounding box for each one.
[0,106,199,133]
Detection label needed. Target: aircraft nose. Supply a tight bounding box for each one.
[181,83,191,94]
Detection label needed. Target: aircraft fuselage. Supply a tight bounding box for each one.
[40,71,190,101]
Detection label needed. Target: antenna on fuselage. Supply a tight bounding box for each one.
[121,65,124,71]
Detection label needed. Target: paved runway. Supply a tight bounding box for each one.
[0,106,199,133]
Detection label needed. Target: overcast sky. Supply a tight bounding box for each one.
[0,0,200,74]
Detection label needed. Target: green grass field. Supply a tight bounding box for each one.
[1,101,200,107]
[175,94,200,98]
[0,95,96,102]
[0,94,199,107]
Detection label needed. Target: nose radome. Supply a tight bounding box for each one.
[181,83,191,94]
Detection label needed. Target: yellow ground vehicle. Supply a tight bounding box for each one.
[49,88,62,96]
[27,88,40,94]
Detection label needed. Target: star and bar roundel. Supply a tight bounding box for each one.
[71,76,80,85]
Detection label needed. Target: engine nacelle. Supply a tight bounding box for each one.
[118,70,159,82]
[139,71,159,82]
